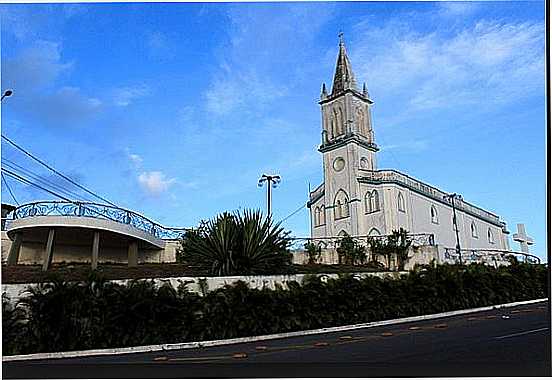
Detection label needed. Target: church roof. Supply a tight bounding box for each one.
[331,34,358,95]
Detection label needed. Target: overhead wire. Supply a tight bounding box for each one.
[1,172,20,206]
[2,158,94,202]
[1,134,117,206]
[2,168,73,202]
[279,202,306,224]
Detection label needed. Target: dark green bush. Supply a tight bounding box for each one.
[2,262,547,356]
[177,210,292,276]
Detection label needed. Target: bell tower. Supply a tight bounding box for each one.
[317,34,379,237]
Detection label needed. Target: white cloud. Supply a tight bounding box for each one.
[203,5,333,116]
[146,31,175,59]
[138,171,176,196]
[2,40,73,92]
[112,85,150,107]
[352,18,544,116]
[126,150,143,168]
[380,140,429,153]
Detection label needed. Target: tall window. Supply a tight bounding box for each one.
[334,190,350,220]
[365,190,380,213]
[431,205,439,224]
[488,228,494,244]
[398,192,405,212]
[314,206,325,226]
[471,221,478,238]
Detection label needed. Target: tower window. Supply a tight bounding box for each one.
[334,190,350,220]
[431,205,439,224]
[398,192,406,212]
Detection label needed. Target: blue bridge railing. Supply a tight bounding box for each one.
[7,201,188,240]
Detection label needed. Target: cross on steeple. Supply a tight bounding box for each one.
[338,31,344,45]
[512,223,533,253]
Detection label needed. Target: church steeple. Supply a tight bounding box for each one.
[331,33,358,96]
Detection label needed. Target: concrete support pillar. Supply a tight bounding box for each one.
[91,231,100,270]
[7,232,22,266]
[42,228,55,271]
[128,241,138,267]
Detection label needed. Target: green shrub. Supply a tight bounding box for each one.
[336,233,366,265]
[177,210,292,276]
[2,262,547,356]
[304,241,322,265]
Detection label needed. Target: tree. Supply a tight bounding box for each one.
[304,241,322,265]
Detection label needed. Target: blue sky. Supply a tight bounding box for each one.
[0,2,546,261]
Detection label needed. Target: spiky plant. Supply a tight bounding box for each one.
[178,210,292,276]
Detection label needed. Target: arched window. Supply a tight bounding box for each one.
[334,189,349,220]
[365,190,380,213]
[398,192,405,212]
[320,205,325,225]
[488,228,494,244]
[314,207,321,226]
[330,113,336,139]
[338,230,348,237]
[372,190,380,211]
[431,205,439,224]
[471,221,478,238]
[368,227,381,236]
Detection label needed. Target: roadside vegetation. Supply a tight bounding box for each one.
[3,261,547,356]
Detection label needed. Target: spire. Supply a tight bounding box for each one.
[331,32,357,95]
[321,82,328,99]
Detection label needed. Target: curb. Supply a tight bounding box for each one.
[3,298,548,362]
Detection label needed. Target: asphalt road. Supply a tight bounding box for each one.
[3,301,550,378]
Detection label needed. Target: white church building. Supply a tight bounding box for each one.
[308,37,511,252]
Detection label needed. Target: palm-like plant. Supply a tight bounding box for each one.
[178,210,292,276]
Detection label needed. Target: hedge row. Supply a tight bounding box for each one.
[2,262,548,356]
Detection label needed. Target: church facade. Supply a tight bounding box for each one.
[308,38,511,251]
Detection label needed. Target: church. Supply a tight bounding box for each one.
[307,37,511,252]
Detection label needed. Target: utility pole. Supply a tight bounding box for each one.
[258,174,281,216]
[444,193,463,265]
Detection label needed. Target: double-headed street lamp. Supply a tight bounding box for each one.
[258,174,281,216]
[443,192,463,265]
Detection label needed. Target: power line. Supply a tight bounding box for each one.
[2,173,19,206]
[2,158,94,202]
[279,202,306,224]
[1,134,117,206]
[2,168,73,202]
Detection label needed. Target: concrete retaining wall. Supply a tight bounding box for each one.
[1,271,406,304]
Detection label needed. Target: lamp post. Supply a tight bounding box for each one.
[1,89,13,102]
[443,193,463,265]
[258,174,281,216]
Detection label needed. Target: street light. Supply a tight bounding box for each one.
[258,174,281,216]
[443,193,463,265]
[1,89,13,102]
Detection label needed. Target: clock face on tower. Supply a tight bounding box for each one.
[333,157,345,172]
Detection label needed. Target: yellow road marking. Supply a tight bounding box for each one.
[153,356,168,361]
[232,352,248,359]
[169,355,230,362]
[339,335,354,340]
[434,323,448,328]
[408,326,421,330]
[314,342,329,347]
[381,332,393,336]
[255,346,268,351]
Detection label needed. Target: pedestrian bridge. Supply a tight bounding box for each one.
[3,201,187,270]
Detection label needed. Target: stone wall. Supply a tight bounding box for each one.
[291,244,441,270]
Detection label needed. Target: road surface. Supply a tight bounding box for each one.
[3,301,550,378]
